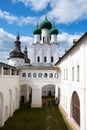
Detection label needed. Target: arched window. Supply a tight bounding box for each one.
[44,56,47,62]
[44,73,48,78]
[22,73,26,77]
[55,73,59,78]
[37,56,40,63]
[28,73,31,77]
[47,37,49,42]
[49,73,53,78]
[51,56,54,62]
[33,73,37,78]
[38,73,42,78]
[43,37,45,42]
[71,91,80,126]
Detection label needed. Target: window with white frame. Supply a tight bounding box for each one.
[44,56,47,62]
[55,73,59,78]
[37,56,40,63]
[66,68,68,80]
[22,73,26,77]
[64,69,65,80]
[51,56,54,62]
[38,73,42,78]
[33,73,37,78]
[72,67,74,81]
[49,73,53,78]
[44,73,48,78]
[77,65,80,81]
[28,73,31,77]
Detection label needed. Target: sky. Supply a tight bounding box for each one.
[0,0,87,63]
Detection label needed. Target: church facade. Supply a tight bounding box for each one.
[0,17,87,130]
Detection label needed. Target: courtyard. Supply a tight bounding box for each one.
[0,98,71,130]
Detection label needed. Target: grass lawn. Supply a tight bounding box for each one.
[0,98,71,130]
[0,106,46,130]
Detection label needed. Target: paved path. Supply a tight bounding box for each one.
[43,98,68,130]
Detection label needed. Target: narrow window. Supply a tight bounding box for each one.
[44,73,48,78]
[38,73,42,78]
[43,37,45,42]
[77,65,79,81]
[22,73,26,77]
[66,68,68,80]
[28,73,31,77]
[64,69,65,80]
[44,56,47,62]
[47,37,49,42]
[49,73,53,78]
[51,56,54,62]
[40,35,41,40]
[33,73,37,78]
[55,73,58,78]
[37,56,40,63]
[72,67,74,81]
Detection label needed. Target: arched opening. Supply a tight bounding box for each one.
[29,86,32,107]
[20,85,32,106]
[15,87,18,109]
[71,91,80,126]
[20,85,27,105]
[42,84,55,98]
[58,87,61,104]
[5,106,8,122]
[9,89,13,117]
[0,93,4,126]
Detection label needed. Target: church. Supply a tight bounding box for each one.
[0,16,87,130]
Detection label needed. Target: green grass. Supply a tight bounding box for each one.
[0,107,46,130]
[0,98,71,130]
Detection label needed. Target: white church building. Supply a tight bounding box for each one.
[0,17,87,130]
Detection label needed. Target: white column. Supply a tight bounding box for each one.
[31,88,42,108]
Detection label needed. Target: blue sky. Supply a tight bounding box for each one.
[0,0,87,62]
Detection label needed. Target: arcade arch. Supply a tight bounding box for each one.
[42,84,55,97]
[20,84,32,105]
[9,89,13,117]
[0,93,4,126]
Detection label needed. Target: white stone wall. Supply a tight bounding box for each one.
[51,34,57,43]
[0,75,19,127]
[56,36,87,130]
[34,34,40,43]
[19,68,59,107]
[41,29,50,43]
[8,58,25,67]
[32,43,58,65]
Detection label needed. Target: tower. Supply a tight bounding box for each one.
[8,33,25,66]
[32,17,59,66]
[24,46,30,65]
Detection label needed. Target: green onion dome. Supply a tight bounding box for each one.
[33,28,41,35]
[50,27,58,35]
[40,17,52,29]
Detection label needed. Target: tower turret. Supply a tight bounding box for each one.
[40,16,52,43]
[8,33,25,66]
[24,46,30,64]
[33,23,41,43]
[50,23,58,43]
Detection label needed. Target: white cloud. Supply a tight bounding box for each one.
[12,0,50,11]
[58,32,81,56]
[0,28,33,63]
[0,10,17,24]
[12,0,87,24]
[0,9,39,26]
[48,0,87,23]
